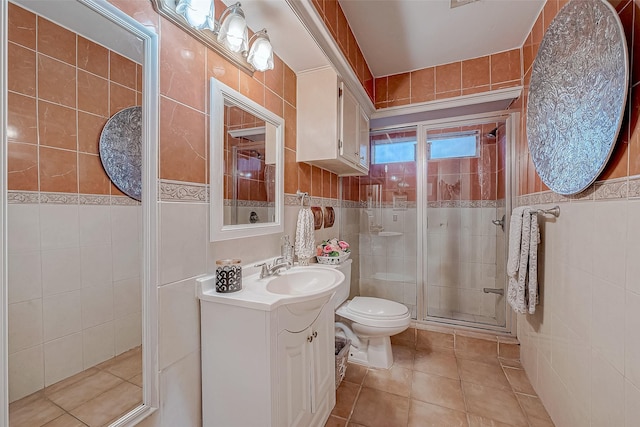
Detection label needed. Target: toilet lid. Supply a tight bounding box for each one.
[346,297,409,320]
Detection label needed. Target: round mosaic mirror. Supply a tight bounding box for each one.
[526,0,628,195]
[99,106,143,201]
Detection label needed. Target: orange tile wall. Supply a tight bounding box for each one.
[374,50,522,109]
[311,0,375,101]
[517,0,640,195]
[7,3,141,196]
[107,0,338,201]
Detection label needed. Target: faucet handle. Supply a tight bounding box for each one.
[254,262,268,278]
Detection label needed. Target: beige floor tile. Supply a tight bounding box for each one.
[408,399,468,427]
[9,395,65,427]
[42,414,88,427]
[455,350,501,366]
[350,387,410,427]
[344,363,367,385]
[504,368,536,395]
[498,342,520,360]
[454,335,498,357]
[45,368,100,397]
[391,345,415,369]
[411,371,465,411]
[324,415,347,427]
[391,327,416,345]
[499,358,523,369]
[467,414,516,427]
[462,382,527,427]
[332,381,360,419]
[70,382,142,426]
[528,417,555,427]
[104,354,142,381]
[363,366,412,397]
[8,391,44,412]
[47,371,123,411]
[347,423,367,427]
[413,348,459,379]
[457,358,511,391]
[115,346,141,360]
[417,329,454,350]
[129,374,143,387]
[516,393,553,424]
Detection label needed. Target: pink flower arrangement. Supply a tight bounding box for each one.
[317,238,350,257]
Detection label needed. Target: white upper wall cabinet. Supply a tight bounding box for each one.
[297,67,369,176]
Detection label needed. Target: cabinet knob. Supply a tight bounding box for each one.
[307,335,313,342]
[313,331,318,338]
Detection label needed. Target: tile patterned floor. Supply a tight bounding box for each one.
[9,347,142,427]
[325,344,555,427]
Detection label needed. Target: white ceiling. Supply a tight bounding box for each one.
[338,0,545,77]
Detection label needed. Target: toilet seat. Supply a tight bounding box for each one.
[336,297,410,328]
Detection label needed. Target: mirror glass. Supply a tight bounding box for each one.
[211,78,284,241]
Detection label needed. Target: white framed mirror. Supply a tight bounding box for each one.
[210,78,284,241]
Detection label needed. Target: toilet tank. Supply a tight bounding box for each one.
[333,259,352,309]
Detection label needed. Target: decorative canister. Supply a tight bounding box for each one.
[215,259,242,293]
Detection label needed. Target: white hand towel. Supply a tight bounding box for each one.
[295,207,315,263]
[527,211,540,314]
[507,206,529,314]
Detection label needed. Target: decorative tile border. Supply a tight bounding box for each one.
[517,175,640,206]
[284,193,340,208]
[224,199,275,207]
[111,196,140,206]
[8,191,140,206]
[7,191,39,204]
[159,179,208,202]
[79,194,111,205]
[40,192,79,204]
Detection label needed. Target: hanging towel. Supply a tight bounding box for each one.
[507,206,540,314]
[527,212,540,313]
[295,207,315,264]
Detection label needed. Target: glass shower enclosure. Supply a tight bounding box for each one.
[355,114,513,331]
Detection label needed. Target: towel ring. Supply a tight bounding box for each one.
[296,190,311,207]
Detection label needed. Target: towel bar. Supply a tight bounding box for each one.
[535,206,560,217]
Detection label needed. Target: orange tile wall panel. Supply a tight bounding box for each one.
[7,4,142,197]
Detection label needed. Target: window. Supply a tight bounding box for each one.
[370,128,417,164]
[427,132,478,160]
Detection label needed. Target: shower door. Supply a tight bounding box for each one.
[420,117,511,328]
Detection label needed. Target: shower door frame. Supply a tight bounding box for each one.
[415,111,519,335]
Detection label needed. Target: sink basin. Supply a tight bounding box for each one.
[266,267,343,296]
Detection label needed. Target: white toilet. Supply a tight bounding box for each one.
[332,259,411,369]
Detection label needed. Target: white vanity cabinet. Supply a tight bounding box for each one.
[297,66,369,176]
[199,291,336,427]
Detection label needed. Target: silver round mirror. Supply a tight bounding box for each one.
[99,106,143,201]
[526,0,628,195]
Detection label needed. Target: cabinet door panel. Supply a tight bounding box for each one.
[311,305,335,411]
[340,82,360,165]
[278,329,313,427]
[358,107,370,169]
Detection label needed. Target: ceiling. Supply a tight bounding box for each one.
[239,0,544,78]
[338,0,545,77]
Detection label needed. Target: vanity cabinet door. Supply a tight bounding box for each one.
[310,304,335,415]
[278,328,313,427]
[358,105,370,169]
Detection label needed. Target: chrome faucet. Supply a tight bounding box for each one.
[254,258,292,279]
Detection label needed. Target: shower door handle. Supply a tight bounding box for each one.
[492,215,505,231]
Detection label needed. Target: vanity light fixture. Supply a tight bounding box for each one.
[247,30,274,72]
[172,0,274,72]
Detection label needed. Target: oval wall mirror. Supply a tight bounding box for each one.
[526,0,629,195]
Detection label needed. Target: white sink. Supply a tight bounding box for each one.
[266,267,342,296]
[197,263,345,311]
